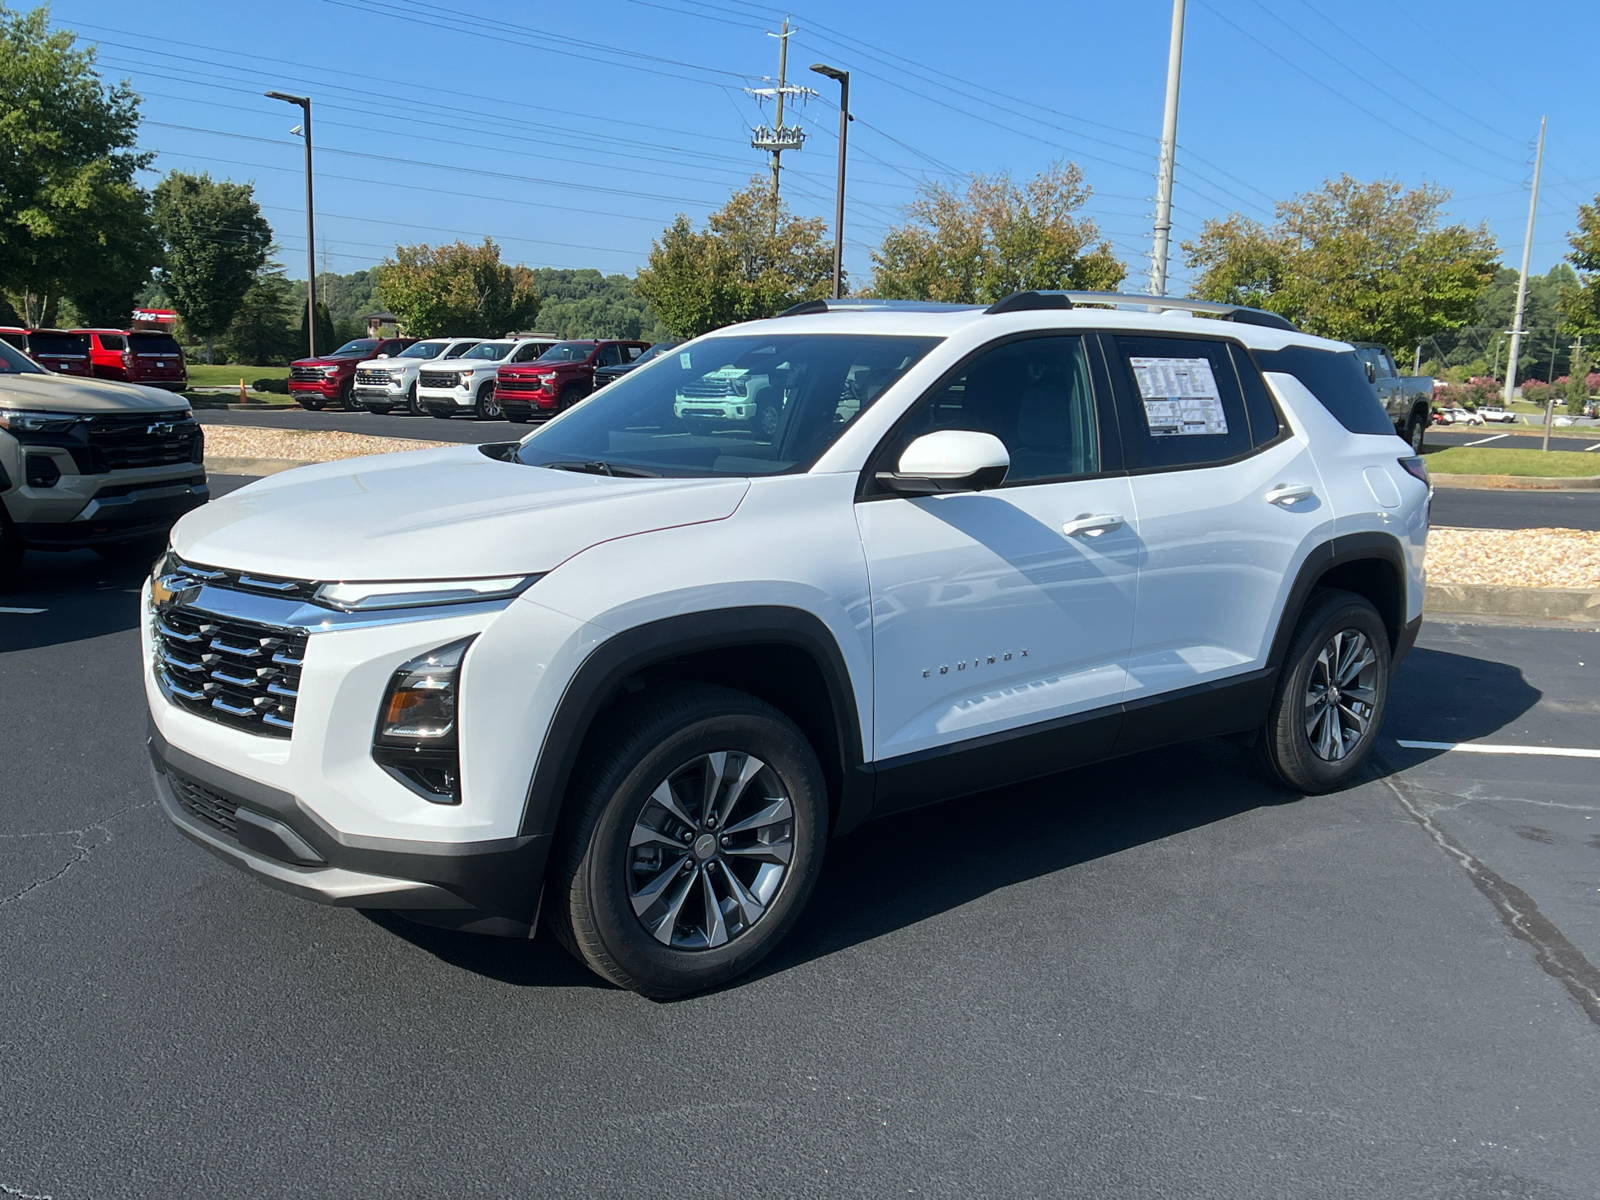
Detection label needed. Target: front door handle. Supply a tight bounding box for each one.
[1264,484,1314,506]
[1062,513,1125,538]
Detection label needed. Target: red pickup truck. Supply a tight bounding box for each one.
[74,329,189,391]
[289,336,416,410]
[494,339,651,424]
[0,328,93,376]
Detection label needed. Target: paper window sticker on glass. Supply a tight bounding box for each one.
[1129,356,1229,437]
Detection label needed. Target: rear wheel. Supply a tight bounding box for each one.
[549,684,828,998]
[475,382,501,421]
[1405,412,1426,452]
[1255,589,1390,793]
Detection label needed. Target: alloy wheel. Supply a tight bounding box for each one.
[1303,628,1378,761]
[626,751,795,950]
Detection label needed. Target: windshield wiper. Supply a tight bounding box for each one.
[537,460,660,478]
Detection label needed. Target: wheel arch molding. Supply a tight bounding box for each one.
[1267,532,1410,673]
[518,606,870,841]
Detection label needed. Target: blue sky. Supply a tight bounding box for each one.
[55,0,1600,296]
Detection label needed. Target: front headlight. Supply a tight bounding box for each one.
[0,409,81,433]
[373,636,474,804]
[322,367,339,377]
[458,371,474,389]
[314,574,537,611]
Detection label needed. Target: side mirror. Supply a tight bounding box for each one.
[877,430,1009,495]
[1363,360,1376,383]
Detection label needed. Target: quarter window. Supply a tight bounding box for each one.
[1111,335,1252,469]
[882,335,1099,485]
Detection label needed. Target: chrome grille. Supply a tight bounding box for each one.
[154,607,307,738]
[677,379,742,399]
[289,365,325,382]
[494,378,542,393]
[355,368,394,386]
[418,370,460,389]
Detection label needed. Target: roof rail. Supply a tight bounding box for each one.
[984,290,1296,331]
[779,298,983,317]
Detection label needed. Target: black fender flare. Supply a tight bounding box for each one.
[518,606,871,839]
[1266,531,1410,673]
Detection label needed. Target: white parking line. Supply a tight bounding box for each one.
[1463,433,1508,447]
[1585,441,1599,452]
[0,606,46,614]
[1396,739,1600,759]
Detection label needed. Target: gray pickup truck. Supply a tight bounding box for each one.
[1352,343,1433,451]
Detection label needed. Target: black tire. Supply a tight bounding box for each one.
[507,413,530,425]
[405,382,422,417]
[548,683,828,998]
[298,398,324,411]
[428,408,454,420]
[1255,589,1391,794]
[366,404,393,416]
[338,380,359,412]
[474,382,501,421]
[92,534,169,563]
[558,383,586,412]
[1405,413,1426,452]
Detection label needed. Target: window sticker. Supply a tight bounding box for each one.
[679,350,693,369]
[1129,356,1228,437]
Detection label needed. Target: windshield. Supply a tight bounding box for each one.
[536,342,596,364]
[0,341,45,374]
[29,331,88,356]
[514,333,941,478]
[461,341,513,361]
[634,342,678,365]
[332,338,380,356]
[130,333,182,355]
[398,341,449,359]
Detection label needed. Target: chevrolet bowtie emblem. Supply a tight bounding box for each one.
[146,421,175,436]
[152,573,201,609]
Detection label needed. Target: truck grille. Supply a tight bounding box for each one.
[494,378,542,393]
[289,366,325,383]
[154,607,307,738]
[84,411,202,473]
[418,370,460,389]
[167,768,240,835]
[355,368,394,386]
[677,379,741,399]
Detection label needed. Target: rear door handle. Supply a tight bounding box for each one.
[1264,484,1314,506]
[1062,513,1125,538]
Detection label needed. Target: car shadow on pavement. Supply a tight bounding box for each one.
[1382,644,1544,761]
[0,551,150,654]
[361,911,611,989]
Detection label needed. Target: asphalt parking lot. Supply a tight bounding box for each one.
[1428,427,1600,453]
[2,512,1597,1197]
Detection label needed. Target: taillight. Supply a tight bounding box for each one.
[1397,456,1429,486]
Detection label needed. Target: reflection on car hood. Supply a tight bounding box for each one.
[0,373,190,413]
[171,444,749,580]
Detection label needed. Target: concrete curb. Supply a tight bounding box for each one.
[206,456,316,477]
[1432,473,1600,490]
[1425,582,1600,620]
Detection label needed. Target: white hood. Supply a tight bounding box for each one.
[173,445,749,580]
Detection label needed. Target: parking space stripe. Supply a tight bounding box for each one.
[1396,739,1600,759]
[1463,433,1508,447]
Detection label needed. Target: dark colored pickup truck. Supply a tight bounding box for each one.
[289,337,416,411]
[495,339,651,424]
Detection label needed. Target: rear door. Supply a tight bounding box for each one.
[1101,332,1334,720]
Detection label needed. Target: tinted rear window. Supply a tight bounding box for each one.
[29,331,87,355]
[130,333,182,355]
[0,341,45,373]
[1253,346,1394,435]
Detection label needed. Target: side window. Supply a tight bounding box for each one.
[623,345,644,362]
[1252,345,1394,436]
[1111,335,1253,469]
[511,343,542,362]
[595,344,624,367]
[1229,344,1284,447]
[882,335,1099,485]
[100,334,126,352]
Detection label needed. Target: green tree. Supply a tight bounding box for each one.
[1560,196,1600,341]
[534,268,671,341]
[152,170,273,362]
[373,238,540,338]
[216,265,298,365]
[634,177,833,339]
[1184,176,1498,352]
[870,161,1124,303]
[298,299,335,359]
[0,4,157,325]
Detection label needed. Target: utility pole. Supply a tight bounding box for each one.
[811,64,850,299]
[266,90,317,358]
[1503,114,1547,407]
[1548,333,1584,452]
[747,19,813,229]
[1149,0,1186,296]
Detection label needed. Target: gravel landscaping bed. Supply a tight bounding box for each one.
[1427,526,1600,589]
[203,426,451,463]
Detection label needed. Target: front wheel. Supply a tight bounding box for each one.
[1405,413,1426,452]
[549,684,828,998]
[298,398,324,411]
[338,380,359,412]
[1255,589,1391,793]
[405,382,422,417]
[558,383,587,412]
[475,383,501,421]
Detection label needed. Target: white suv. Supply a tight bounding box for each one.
[416,338,551,420]
[144,292,1429,997]
[355,337,481,416]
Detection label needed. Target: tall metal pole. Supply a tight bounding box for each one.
[1503,115,1546,407]
[267,91,316,358]
[772,17,789,218]
[1149,0,1186,296]
[812,64,849,299]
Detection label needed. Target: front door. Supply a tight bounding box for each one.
[856,334,1139,779]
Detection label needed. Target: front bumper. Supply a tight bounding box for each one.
[418,387,475,414]
[150,722,549,935]
[289,379,342,399]
[19,476,208,547]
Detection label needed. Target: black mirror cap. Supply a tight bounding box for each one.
[874,464,1009,495]
[985,291,1075,315]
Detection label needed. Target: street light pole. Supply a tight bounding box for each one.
[810,63,850,300]
[266,91,317,358]
[1149,0,1186,296]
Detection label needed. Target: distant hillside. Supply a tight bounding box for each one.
[531,268,672,342]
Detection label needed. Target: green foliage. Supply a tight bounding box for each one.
[1566,342,1593,408]
[870,161,1125,303]
[1184,176,1499,351]
[1560,196,1600,341]
[634,177,833,339]
[373,238,540,338]
[152,171,272,352]
[532,268,670,341]
[216,266,300,365]
[0,4,157,326]
[298,300,335,359]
